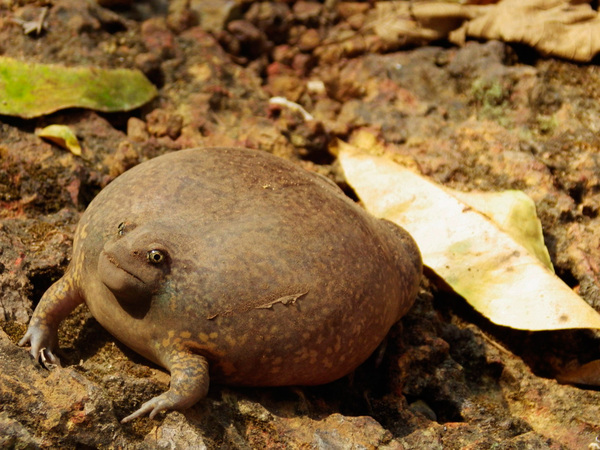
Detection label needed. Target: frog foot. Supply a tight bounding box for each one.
[18,324,60,366]
[121,391,182,423]
[121,352,210,423]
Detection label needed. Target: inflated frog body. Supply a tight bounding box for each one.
[20,147,422,422]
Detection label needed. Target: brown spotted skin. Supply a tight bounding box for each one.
[20,147,422,422]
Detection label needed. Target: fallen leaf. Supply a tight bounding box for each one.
[36,124,82,156]
[451,190,554,272]
[370,1,472,47]
[0,56,157,118]
[450,0,600,62]
[368,0,600,63]
[338,142,600,331]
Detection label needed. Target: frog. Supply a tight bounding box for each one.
[19,147,422,423]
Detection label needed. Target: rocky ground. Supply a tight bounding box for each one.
[1,0,600,448]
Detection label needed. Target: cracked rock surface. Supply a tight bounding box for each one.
[1,1,600,448]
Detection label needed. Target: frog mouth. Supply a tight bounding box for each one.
[99,250,145,285]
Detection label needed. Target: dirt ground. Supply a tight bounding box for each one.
[1,1,600,448]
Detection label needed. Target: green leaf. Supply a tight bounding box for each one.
[0,56,157,118]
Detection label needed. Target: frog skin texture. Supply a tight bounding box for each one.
[19,147,422,423]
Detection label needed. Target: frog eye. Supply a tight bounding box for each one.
[117,222,126,236]
[147,249,165,264]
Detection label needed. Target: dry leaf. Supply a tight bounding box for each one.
[449,0,600,62]
[369,0,600,63]
[338,142,600,331]
[451,190,554,272]
[35,124,82,156]
[370,1,472,47]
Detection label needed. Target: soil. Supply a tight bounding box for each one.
[1,1,600,448]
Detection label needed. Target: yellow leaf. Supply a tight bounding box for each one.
[451,190,554,272]
[36,124,82,156]
[338,142,600,331]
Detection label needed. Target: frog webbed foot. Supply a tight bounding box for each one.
[121,352,210,423]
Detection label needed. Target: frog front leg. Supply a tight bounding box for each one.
[121,351,210,423]
[19,272,84,364]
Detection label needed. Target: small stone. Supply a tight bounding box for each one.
[191,0,241,33]
[293,1,323,23]
[228,19,263,43]
[166,0,199,32]
[267,74,305,101]
[347,13,366,30]
[141,17,176,58]
[307,79,327,96]
[227,20,269,58]
[292,52,314,75]
[337,2,371,19]
[216,30,241,55]
[146,109,182,139]
[105,141,141,178]
[126,118,149,143]
[272,44,298,64]
[134,52,162,77]
[298,28,320,52]
[246,2,291,40]
[312,98,341,121]
[266,61,291,77]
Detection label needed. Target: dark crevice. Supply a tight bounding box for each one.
[509,43,541,66]
[568,182,585,205]
[339,182,360,202]
[555,266,579,289]
[300,150,336,165]
[100,20,127,34]
[28,267,65,308]
[423,398,464,423]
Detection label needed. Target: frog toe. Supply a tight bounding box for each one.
[39,347,60,366]
[121,353,210,423]
[19,326,59,365]
[121,393,174,423]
